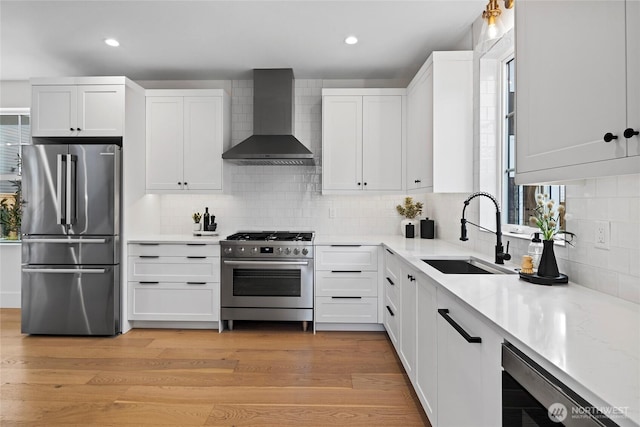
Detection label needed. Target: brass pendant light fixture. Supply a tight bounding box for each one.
[479,0,514,52]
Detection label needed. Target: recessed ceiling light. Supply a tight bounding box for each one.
[344,36,358,45]
[104,38,120,47]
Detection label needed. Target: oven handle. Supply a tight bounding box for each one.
[223,260,309,266]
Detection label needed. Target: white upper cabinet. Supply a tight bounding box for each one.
[516,0,639,183]
[322,89,405,193]
[145,90,230,193]
[405,51,473,193]
[32,83,124,137]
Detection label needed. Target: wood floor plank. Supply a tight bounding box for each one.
[0,309,429,426]
[204,404,427,426]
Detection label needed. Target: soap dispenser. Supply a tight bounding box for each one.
[527,232,543,270]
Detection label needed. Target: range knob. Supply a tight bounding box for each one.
[293,248,300,255]
[277,247,284,255]
[224,247,233,254]
[302,248,309,256]
[284,248,292,255]
[251,247,259,255]
[237,247,245,254]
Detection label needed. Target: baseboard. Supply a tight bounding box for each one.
[128,320,219,330]
[314,322,385,332]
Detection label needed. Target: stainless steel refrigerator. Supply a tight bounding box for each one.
[21,141,121,335]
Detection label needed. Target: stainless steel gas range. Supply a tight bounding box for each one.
[220,231,314,331]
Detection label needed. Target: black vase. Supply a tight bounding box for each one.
[537,240,560,277]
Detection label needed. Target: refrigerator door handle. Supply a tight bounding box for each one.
[66,154,76,225]
[24,238,107,244]
[22,268,107,274]
[56,154,66,225]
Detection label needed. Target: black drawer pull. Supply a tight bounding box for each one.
[386,277,395,286]
[187,282,207,285]
[139,243,159,246]
[186,243,206,246]
[331,296,362,299]
[386,305,395,316]
[139,281,159,285]
[187,256,207,259]
[139,255,159,259]
[330,244,362,247]
[438,309,482,343]
[331,270,362,273]
[385,248,394,255]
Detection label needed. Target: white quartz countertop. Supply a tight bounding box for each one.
[128,234,224,244]
[317,234,640,427]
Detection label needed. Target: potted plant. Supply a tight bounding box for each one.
[192,212,202,232]
[529,193,574,277]
[0,178,24,240]
[396,197,423,237]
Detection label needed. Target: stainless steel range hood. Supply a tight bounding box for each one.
[222,69,315,166]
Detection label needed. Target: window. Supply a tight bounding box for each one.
[500,59,565,233]
[0,109,29,190]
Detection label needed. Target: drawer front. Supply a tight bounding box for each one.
[384,270,399,308]
[315,246,378,271]
[129,281,219,321]
[129,243,220,257]
[384,295,399,349]
[315,296,378,323]
[128,256,219,282]
[315,271,378,297]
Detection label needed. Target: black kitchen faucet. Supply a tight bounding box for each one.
[460,192,511,265]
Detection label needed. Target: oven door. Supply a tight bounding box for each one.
[221,259,313,309]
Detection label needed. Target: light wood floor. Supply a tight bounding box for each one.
[0,309,429,426]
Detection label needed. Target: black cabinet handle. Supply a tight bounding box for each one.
[385,248,394,255]
[414,179,421,183]
[331,296,362,299]
[178,182,182,186]
[187,256,206,259]
[186,243,206,246]
[386,305,395,316]
[187,282,207,285]
[407,274,415,281]
[184,182,188,186]
[363,182,367,186]
[139,255,159,259]
[331,270,362,273]
[438,309,481,343]
[624,128,639,138]
[386,277,395,286]
[139,243,159,246]
[77,128,81,131]
[604,132,618,142]
[70,127,75,131]
[139,281,159,284]
[357,182,361,186]
[330,244,362,247]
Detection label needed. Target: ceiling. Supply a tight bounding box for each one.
[0,0,485,83]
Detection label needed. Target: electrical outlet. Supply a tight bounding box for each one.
[595,220,610,250]
[329,207,337,218]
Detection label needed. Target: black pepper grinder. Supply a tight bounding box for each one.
[203,207,210,232]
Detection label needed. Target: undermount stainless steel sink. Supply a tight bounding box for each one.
[422,257,517,275]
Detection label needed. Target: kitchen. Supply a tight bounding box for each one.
[1,1,639,426]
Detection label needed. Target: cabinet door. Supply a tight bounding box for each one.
[146,97,184,191]
[627,0,640,157]
[362,96,403,191]
[183,96,223,190]
[322,96,362,191]
[437,291,502,427]
[415,275,437,424]
[31,85,77,137]
[129,282,218,321]
[399,265,417,383]
[406,68,432,191]
[516,0,627,174]
[77,85,124,136]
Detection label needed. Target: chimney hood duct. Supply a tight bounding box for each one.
[222,69,315,166]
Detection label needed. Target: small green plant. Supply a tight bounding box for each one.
[0,179,24,238]
[396,197,423,219]
[192,212,202,223]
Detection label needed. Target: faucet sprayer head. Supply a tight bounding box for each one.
[460,218,469,241]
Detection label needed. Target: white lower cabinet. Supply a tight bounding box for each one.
[415,274,438,423]
[399,264,418,383]
[436,290,502,427]
[127,243,220,323]
[314,245,380,326]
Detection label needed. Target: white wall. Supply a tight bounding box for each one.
[155,79,421,236]
[0,81,30,108]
